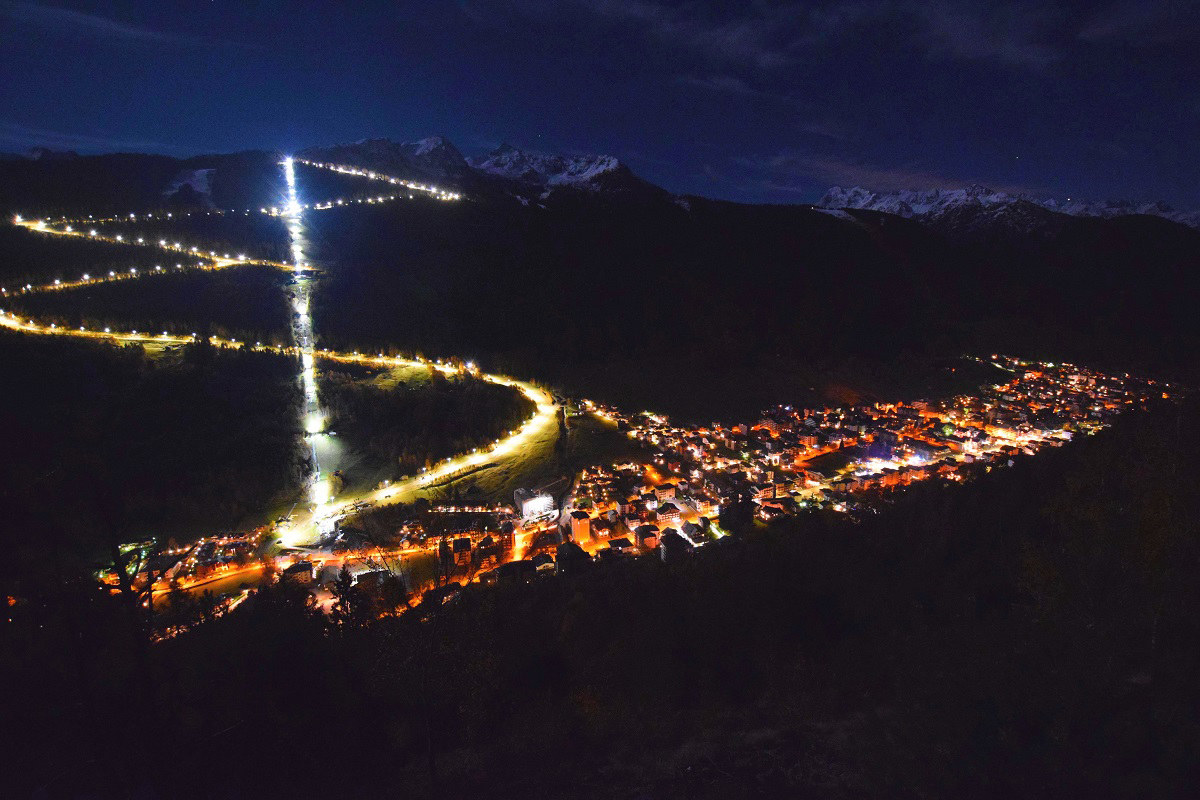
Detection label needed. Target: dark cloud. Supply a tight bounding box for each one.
[467,0,804,69]
[0,121,173,152]
[463,0,1079,70]
[677,74,761,96]
[4,1,250,48]
[1081,138,1132,160]
[1077,0,1200,46]
[911,1,1065,67]
[676,74,851,143]
[795,119,852,142]
[676,73,810,108]
[737,151,1030,194]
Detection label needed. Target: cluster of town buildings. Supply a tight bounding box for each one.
[560,356,1168,547]
[157,530,267,587]
[343,357,1172,589]
[126,356,1172,615]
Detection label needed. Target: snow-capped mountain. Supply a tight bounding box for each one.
[820,185,1200,229]
[820,185,1019,217]
[400,136,470,177]
[300,136,659,200]
[468,143,622,188]
[299,136,472,185]
[1045,197,1200,227]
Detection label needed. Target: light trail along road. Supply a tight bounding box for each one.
[4,161,559,552]
[0,307,559,550]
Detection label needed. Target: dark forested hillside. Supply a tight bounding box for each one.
[8,264,293,345]
[0,332,307,581]
[305,191,1200,419]
[319,366,536,476]
[0,224,166,285]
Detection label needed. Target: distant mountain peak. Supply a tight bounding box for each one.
[820,184,1199,229]
[964,183,1000,197]
[414,134,451,148]
[468,143,623,189]
[301,135,664,201]
[298,136,469,185]
[410,135,462,158]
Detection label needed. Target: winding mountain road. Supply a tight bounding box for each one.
[4,159,558,553]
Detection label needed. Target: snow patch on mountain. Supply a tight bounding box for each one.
[812,207,857,222]
[400,136,468,174]
[1045,197,1200,227]
[299,136,470,185]
[820,185,1199,229]
[301,136,643,198]
[469,144,621,189]
[820,185,1024,217]
[411,136,449,156]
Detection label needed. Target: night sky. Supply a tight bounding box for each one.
[2,0,1198,206]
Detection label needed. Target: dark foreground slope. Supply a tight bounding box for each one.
[4,398,1197,798]
[308,195,956,420]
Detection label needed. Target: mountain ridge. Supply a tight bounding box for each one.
[3,135,1196,236]
[820,184,1200,229]
[298,136,656,200]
